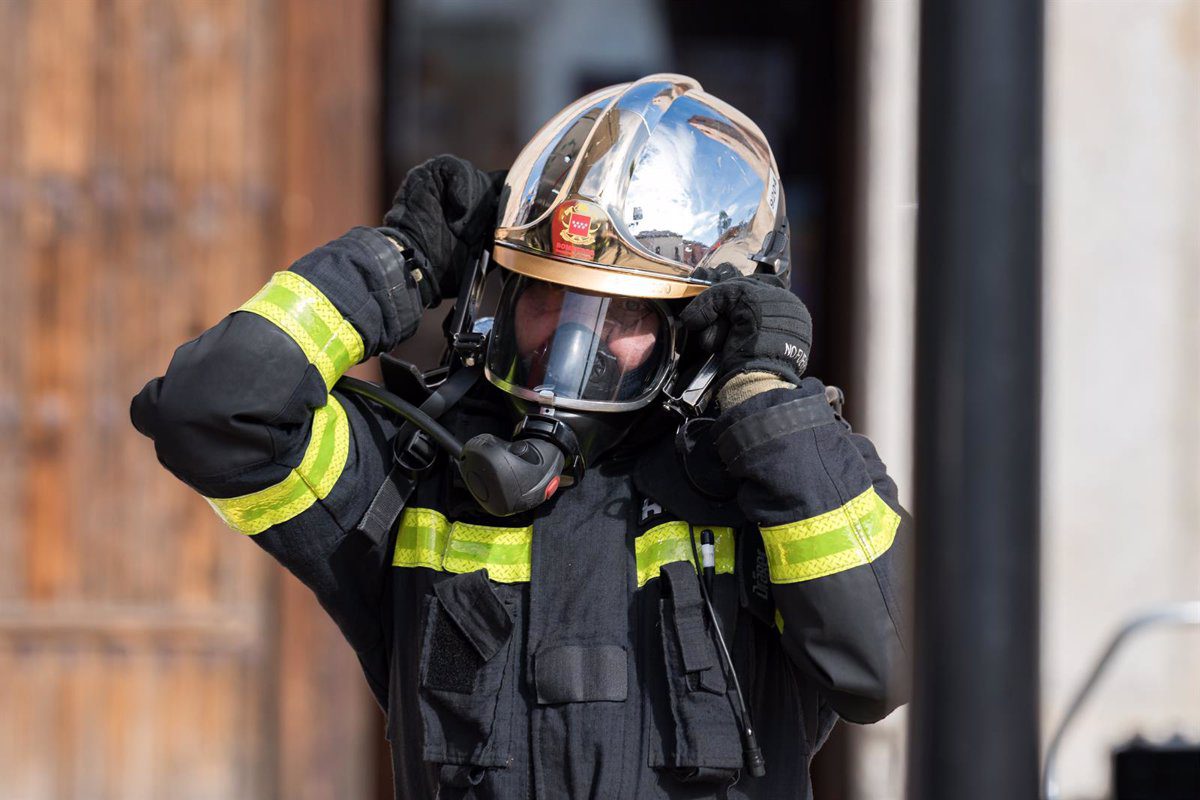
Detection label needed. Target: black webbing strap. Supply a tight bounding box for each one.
[391,364,481,450]
[355,366,480,544]
[715,392,835,465]
[534,644,628,704]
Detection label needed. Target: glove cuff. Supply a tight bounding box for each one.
[717,371,795,411]
[378,227,441,308]
[744,355,804,387]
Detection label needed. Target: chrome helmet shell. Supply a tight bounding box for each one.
[492,73,790,299]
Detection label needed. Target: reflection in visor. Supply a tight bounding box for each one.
[485,277,672,408]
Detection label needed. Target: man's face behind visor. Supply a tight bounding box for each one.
[484,275,675,410]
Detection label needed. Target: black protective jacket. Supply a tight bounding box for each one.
[132,227,911,799]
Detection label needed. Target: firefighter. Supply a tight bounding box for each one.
[132,74,910,799]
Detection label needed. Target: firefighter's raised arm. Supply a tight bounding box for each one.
[130,156,504,699]
[684,275,912,723]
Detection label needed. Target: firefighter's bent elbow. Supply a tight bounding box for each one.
[131,312,326,496]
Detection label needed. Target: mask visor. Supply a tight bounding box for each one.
[484,276,674,410]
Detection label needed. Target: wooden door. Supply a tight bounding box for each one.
[0,1,382,797]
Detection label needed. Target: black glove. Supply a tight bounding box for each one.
[382,155,506,306]
[680,273,813,387]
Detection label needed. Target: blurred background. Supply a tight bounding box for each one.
[0,0,1196,798]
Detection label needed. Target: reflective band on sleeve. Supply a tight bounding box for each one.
[239,271,365,389]
[391,508,533,584]
[205,397,351,535]
[759,486,900,584]
[634,523,735,587]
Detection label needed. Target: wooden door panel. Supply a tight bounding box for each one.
[0,648,269,800]
[0,0,378,797]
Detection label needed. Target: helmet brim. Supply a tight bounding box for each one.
[492,243,708,300]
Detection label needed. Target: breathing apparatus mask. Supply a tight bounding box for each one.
[401,256,691,517]
[483,273,678,468]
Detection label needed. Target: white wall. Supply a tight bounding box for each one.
[1042,2,1200,798]
[852,2,1200,799]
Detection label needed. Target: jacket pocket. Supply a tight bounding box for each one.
[418,569,516,768]
[646,560,744,778]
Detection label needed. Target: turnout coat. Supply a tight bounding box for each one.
[132,227,911,799]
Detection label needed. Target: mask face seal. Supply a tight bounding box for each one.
[484,275,677,412]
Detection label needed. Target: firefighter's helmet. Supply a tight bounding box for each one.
[492,73,790,300]
[483,74,789,419]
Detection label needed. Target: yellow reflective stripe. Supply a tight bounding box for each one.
[759,486,899,584]
[443,522,533,584]
[634,523,735,587]
[206,397,351,535]
[392,507,450,570]
[391,512,740,587]
[239,271,365,389]
[391,508,533,584]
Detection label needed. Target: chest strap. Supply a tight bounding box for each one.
[355,365,480,546]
